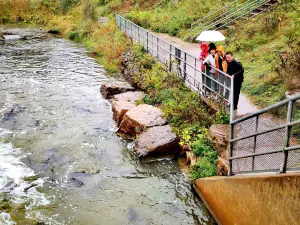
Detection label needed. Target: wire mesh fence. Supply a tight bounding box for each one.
[229,94,300,175]
[115,14,233,109]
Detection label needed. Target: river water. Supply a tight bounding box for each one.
[0,28,214,225]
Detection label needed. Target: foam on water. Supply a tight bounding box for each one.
[0,128,60,224]
[0,213,16,225]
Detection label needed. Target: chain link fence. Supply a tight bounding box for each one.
[115,13,234,110]
[229,94,300,175]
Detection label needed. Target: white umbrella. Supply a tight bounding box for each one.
[196,30,225,42]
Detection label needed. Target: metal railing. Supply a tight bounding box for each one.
[190,0,272,39]
[229,94,300,175]
[115,13,234,111]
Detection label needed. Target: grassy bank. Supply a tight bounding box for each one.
[225,2,299,107]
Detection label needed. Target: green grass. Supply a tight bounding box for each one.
[225,3,300,107]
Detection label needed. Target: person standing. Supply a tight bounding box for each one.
[199,42,209,93]
[225,52,244,110]
[215,46,228,98]
[204,45,217,97]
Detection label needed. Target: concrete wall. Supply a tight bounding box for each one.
[194,173,300,225]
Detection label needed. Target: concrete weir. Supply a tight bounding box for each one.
[193,173,300,225]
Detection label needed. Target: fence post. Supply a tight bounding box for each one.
[157,37,159,58]
[280,100,294,173]
[184,52,187,81]
[125,19,127,33]
[252,115,259,171]
[175,48,181,76]
[228,76,235,176]
[230,76,235,123]
[169,45,172,72]
[146,32,149,52]
[228,123,234,176]
[194,58,197,87]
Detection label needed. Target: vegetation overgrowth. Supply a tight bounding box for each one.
[0,0,228,179]
[127,45,223,178]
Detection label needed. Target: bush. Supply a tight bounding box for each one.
[190,157,217,180]
[61,0,78,13]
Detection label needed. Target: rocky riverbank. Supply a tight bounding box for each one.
[100,82,180,159]
[100,50,229,175]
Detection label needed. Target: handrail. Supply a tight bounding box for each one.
[191,0,240,26]
[228,94,300,175]
[232,94,300,124]
[209,0,269,30]
[190,0,271,38]
[201,0,267,31]
[198,0,253,28]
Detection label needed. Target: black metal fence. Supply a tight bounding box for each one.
[229,94,300,175]
[115,13,234,113]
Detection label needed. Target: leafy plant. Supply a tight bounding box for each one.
[190,156,217,180]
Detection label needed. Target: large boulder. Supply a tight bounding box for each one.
[209,124,229,176]
[118,104,167,137]
[217,157,228,176]
[112,100,136,126]
[209,124,229,159]
[100,82,135,99]
[134,125,179,158]
[112,92,144,125]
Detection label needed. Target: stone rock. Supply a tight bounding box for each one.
[113,91,144,103]
[112,100,136,126]
[217,157,228,176]
[100,82,135,99]
[118,104,167,137]
[209,124,229,160]
[68,177,84,187]
[112,91,144,125]
[134,125,179,158]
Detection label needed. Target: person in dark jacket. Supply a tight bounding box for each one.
[225,52,244,110]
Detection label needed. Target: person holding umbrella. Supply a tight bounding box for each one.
[196,31,225,98]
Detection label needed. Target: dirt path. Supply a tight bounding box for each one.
[153,32,258,116]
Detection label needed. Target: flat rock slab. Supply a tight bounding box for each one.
[134,125,179,158]
[113,91,144,103]
[100,82,135,99]
[118,104,167,137]
[112,92,144,125]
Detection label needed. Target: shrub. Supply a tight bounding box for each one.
[190,157,217,180]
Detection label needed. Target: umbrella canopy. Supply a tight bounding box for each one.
[196,30,225,42]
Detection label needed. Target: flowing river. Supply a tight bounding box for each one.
[0,28,214,225]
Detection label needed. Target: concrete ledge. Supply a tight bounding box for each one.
[194,173,300,225]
